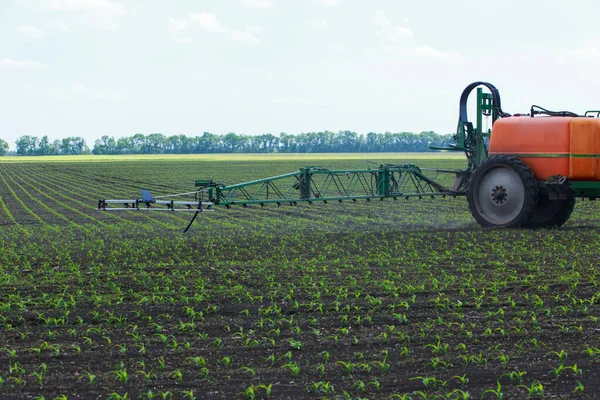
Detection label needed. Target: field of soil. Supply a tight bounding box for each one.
[1,154,600,399]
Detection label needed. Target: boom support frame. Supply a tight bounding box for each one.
[97,164,466,213]
[205,164,464,208]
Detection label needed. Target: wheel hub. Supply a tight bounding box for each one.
[491,186,508,204]
[474,166,526,225]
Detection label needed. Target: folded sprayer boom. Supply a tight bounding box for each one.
[97,164,464,231]
[98,164,465,212]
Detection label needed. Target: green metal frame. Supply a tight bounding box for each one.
[431,87,498,168]
[195,164,464,208]
[571,181,600,199]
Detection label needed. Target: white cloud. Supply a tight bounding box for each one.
[372,10,413,41]
[168,17,187,32]
[231,30,261,45]
[91,91,127,100]
[70,82,86,93]
[412,45,460,59]
[173,37,194,44]
[42,0,125,14]
[245,25,266,33]
[187,13,262,45]
[41,0,125,30]
[381,44,461,60]
[567,47,600,60]
[308,18,329,30]
[18,25,44,38]
[22,81,127,100]
[326,43,345,52]
[383,26,413,41]
[372,10,389,27]
[0,58,46,69]
[317,0,339,6]
[189,12,226,33]
[240,0,274,8]
[17,20,71,38]
[42,19,71,32]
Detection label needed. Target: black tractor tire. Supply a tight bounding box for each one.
[467,155,538,228]
[526,186,575,228]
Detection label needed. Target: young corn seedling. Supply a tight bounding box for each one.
[314,363,326,376]
[425,336,449,355]
[32,363,47,386]
[517,380,544,397]
[137,369,156,383]
[241,385,257,400]
[287,338,304,350]
[239,366,256,377]
[112,368,128,383]
[351,380,366,393]
[169,369,183,382]
[481,380,504,399]
[427,357,450,370]
[409,375,446,389]
[452,374,469,387]
[307,381,334,395]
[368,379,381,391]
[547,349,568,363]
[107,393,130,400]
[256,383,274,398]
[337,360,357,375]
[181,390,196,400]
[282,363,300,378]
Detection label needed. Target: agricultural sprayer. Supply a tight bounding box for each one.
[98,81,600,231]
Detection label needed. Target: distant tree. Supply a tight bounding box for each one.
[278,132,294,152]
[15,135,36,155]
[24,131,455,156]
[52,139,62,154]
[165,134,189,153]
[0,138,8,155]
[116,137,133,154]
[60,137,72,155]
[223,132,240,152]
[197,132,220,153]
[143,133,167,154]
[58,137,89,155]
[37,135,57,155]
[93,135,117,155]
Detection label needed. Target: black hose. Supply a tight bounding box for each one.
[181,207,201,233]
[530,105,580,118]
[457,81,509,134]
[182,191,205,233]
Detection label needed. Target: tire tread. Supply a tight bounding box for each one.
[467,155,538,228]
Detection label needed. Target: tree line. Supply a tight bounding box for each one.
[93,131,453,154]
[6,136,90,156]
[1,131,454,156]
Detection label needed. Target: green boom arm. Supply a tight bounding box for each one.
[205,164,465,207]
[97,164,467,213]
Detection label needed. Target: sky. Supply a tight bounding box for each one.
[1,0,600,150]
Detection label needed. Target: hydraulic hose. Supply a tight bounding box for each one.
[457,81,509,134]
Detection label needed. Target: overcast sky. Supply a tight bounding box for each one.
[1,0,600,149]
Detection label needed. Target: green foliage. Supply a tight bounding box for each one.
[0,138,8,156]
[91,131,453,155]
[15,135,90,156]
